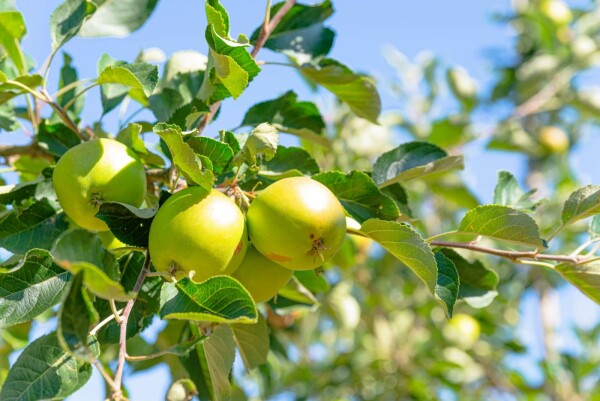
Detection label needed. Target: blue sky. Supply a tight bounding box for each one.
[8,0,600,399]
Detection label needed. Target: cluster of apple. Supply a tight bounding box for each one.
[53,138,347,303]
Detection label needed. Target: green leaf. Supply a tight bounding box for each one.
[97,53,129,114]
[57,272,99,361]
[427,117,473,148]
[96,202,157,247]
[556,262,600,305]
[220,130,240,154]
[116,122,164,166]
[590,215,600,239]
[360,219,437,301]
[372,142,464,187]
[0,332,97,401]
[56,52,84,116]
[251,0,334,60]
[0,249,71,329]
[458,205,545,248]
[205,0,229,37]
[232,313,269,370]
[13,155,52,182]
[0,102,18,132]
[0,199,68,254]
[241,91,328,146]
[439,249,499,308]
[97,62,159,97]
[313,171,399,223]
[166,378,198,401]
[183,324,236,401]
[159,276,258,324]
[294,270,330,293]
[381,183,413,218]
[185,136,234,175]
[0,11,26,73]
[446,67,478,109]
[167,98,210,131]
[0,74,44,105]
[260,146,320,176]
[51,229,131,301]
[50,0,96,50]
[300,58,380,123]
[79,0,159,37]
[234,123,279,168]
[561,185,600,226]
[37,120,82,157]
[96,251,162,343]
[433,252,459,318]
[494,170,539,212]
[153,123,214,190]
[200,24,260,103]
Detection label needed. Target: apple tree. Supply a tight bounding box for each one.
[0,0,599,400]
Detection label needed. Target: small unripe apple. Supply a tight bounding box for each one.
[540,0,572,25]
[149,188,247,282]
[232,245,293,303]
[247,177,346,270]
[444,313,481,347]
[538,126,569,154]
[53,138,146,232]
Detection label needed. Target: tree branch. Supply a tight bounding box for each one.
[196,0,296,134]
[429,240,584,265]
[112,251,151,400]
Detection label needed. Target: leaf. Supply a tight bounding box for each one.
[561,185,600,226]
[234,123,278,168]
[166,378,198,401]
[0,102,18,132]
[96,202,157,247]
[381,183,413,218]
[116,122,164,166]
[79,0,159,37]
[167,98,209,130]
[493,170,539,212]
[96,251,162,343]
[372,141,464,187]
[159,276,257,324]
[434,252,459,318]
[57,272,99,361]
[51,229,131,301]
[300,58,380,123]
[50,0,96,50]
[241,91,328,146]
[0,74,44,105]
[0,11,26,73]
[185,136,234,175]
[154,123,214,189]
[232,313,269,370]
[313,171,399,223]
[37,120,82,157]
[0,332,97,401]
[200,24,260,103]
[557,262,600,305]
[360,219,438,301]
[294,270,330,293]
[183,324,236,401]
[97,53,129,114]
[458,205,546,248]
[260,146,320,176]
[205,0,229,37]
[251,0,334,61]
[56,52,84,116]
[590,215,600,239]
[0,199,68,254]
[0,249,71,329]
[97,62,159,97]
[439,249,499,308]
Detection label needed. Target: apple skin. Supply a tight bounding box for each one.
[444,313,481,347]
[247,177,346,270]
[53,138,146,232]
[148,187,247,283]
[539,126,569,154]
[232,245,293,303]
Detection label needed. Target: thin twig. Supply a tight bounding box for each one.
[109,299,123,324]
[429,240,581,264]
[92,360,118,391]
[90,308,124,337]
[112,251,151,399]
[196,0,296,134]
[514,67,574,118]
[125,349,171,362]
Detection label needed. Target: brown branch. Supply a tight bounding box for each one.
[196,0,296,134]
[112,251,151,400]
[513,67,573,118]
[430,240,583,264]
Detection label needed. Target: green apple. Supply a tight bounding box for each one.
[232,245,293,303]
[53,138,146,232]
[149,187,247,282]
[444,313,481,347]
[247,177,346,270]
[539,126,569,154]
